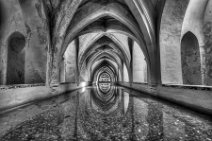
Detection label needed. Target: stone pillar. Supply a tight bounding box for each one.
[128,38,134,84]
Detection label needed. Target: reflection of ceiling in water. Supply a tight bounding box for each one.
[98,82,111,93]
[2,86,212,141]
[77,86,133,139]
[79,85,130,115]
[99,72,111,82]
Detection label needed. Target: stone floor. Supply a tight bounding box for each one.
[0,86,212,141]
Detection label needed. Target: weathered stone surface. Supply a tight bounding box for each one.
[160,0,189,84]
[133,42,147,83]
[0,0,48,85]
[64,41,78,83]
[203,0,212,85]
[181,32,201,85]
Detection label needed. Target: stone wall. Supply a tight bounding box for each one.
[181,32,201,85]
[118,82,212,115]
[0,0,48,85]
[203,0,212,85]
[133,42,147,83]
[0,0,26,85]
[160,0,189,84]
[64,41,78,83]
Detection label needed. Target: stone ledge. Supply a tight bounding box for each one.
[118,82,212,115]
[0,83,45,90]
[0,82,90,114]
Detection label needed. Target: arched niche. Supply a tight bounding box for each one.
[6,32,26,85]
[181,32,201,85]
[133,42,148,83]
[123,63,129,82]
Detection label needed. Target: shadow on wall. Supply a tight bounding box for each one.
[0,2,3,29]
[0,1,6,38]
[6,32,26,85]
[181,32,201,85]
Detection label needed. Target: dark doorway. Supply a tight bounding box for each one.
[6,32,26,84]
[181,32,201,85]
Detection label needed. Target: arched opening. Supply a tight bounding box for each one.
[98,72,112,93]
[181,32,201,85]
[123,63,129,82]
[6,32,26,85]
[98,72,111,82]
[62,40,78,83]
[133,42,148,83]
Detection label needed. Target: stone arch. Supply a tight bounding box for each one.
[160,0,190,84]
[6,32,26,84]
[98,72,111,82]
[91,61,117,83]
[48,0,157,85]
[78,34,131,72]
[78,33,131,65]
[181,31,201,85]
[92,59,119,82]
[133,42,148,83]
[87,52,123,81]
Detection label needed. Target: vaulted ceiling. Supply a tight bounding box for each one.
[42,0,161,84]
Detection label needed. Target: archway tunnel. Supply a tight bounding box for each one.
[0,0,212,140]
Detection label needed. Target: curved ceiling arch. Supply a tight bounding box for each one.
[91,61,118,82]
[78,33,131,66]
[79,19,134,36]
[91,59,118,76]
[86,52,131,80]
[79,46,118,71]
[77,29,151,66]
[95,67,115,83]
[52,0,83,37]
[96,65,116,79]
[47,0,157,85]
[83,51,122,73]
[61,2,150,61]
[124,0,156,45]
[83,50,130,73]
[78,33,130,58]
[53,0,155,47]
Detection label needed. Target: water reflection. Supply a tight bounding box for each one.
[1,85,212,141]
[77,84,134,140]
[98,82,112,93]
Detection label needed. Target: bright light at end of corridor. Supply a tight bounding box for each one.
[80,82,87,87]
[80,82,87,92]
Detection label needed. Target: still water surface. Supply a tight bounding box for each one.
[1,84,212,141]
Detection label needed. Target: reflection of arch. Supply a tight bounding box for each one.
[181,32,201,85]
[99,72,111,82]
[6,32,26,84]
[91,61,117,83]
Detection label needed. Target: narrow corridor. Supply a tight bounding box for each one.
[0,1,212,141]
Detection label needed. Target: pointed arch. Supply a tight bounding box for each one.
[181,31,201,85]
